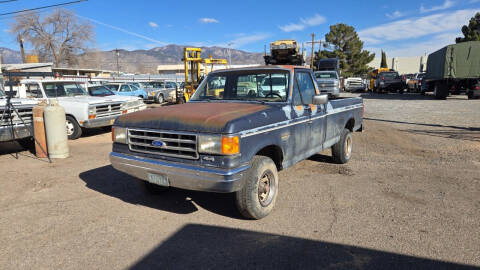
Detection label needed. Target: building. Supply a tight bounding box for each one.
[369,56,427,74]
[52,67,115,77]
[157,64,261,77]
[1,62,53,73]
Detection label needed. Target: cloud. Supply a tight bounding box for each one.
[367,31,459,57]
[420,0,455,13]
[227,33,271,48]
[148,22,158,28]
[386,11,404,19]
[75,14,167,46]
[199,18,219,24]
[279,14,326,32]
[358,9,476,44]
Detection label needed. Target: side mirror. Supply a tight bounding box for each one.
[313,94,328,105]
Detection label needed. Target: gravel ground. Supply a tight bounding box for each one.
[0,92,479,269]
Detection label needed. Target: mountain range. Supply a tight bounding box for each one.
[0,45,265,73]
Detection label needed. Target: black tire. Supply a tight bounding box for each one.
[17,137,34,150]
[235,156,279,219]
[156,94,164,104]
[434,83,447,100]
[467,91,474,99]
[332,128,353,164]
[398,88,404,94]
[66,115,82,140]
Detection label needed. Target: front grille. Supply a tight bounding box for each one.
[95,103,122,118]
[0,107,33,126]
[128,128,198,160]
[347,81,363,86]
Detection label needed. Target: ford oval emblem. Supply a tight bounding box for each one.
[152,140,164,147]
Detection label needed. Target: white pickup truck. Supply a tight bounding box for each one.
[0,89,39,143]
[18,79,147,139]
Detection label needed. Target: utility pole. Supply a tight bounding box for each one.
[114,48,120,76]
[306,34,322,69]
[17,34,26,63]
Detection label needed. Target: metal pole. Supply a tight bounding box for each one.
[310,33,315,69]
[115,49,120,76]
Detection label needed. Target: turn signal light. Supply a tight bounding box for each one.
[122,110,127,114]
[221,136,239,155]
[88,114,96,119]
[475,85,479,90]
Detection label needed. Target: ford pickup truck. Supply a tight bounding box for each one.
[18,79,147,139]
[110,66,363,219]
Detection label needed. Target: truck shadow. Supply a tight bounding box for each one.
[365,117,480,132]
[360,92,436,100]
[78,165,243,219]
[128,224,478,270]
[404,129,480,142]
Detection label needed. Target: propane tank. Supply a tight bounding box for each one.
[44,99,69,158]
[33,101,48,158]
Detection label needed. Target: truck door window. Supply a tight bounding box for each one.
[26,84,41,98]
[120,85,130,92]
[294,71,315,104]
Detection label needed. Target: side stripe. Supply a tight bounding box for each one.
[240,104,362,138]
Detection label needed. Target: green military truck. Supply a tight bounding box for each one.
[424,41,480,99]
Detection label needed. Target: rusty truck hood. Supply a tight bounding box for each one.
[115,102,273,133]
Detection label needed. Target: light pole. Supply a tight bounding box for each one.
[227,42,233,66]
[114,48,120,76]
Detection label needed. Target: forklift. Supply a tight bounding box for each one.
[177,47,228,103]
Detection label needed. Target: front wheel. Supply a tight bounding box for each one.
[66,115,82,140]
[156,94,164,104]
[235,156,278,219]
[332,128,353,164]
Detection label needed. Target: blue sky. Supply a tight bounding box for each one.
[0,0,479,57]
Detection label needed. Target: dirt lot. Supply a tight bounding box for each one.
[1,93,479,269]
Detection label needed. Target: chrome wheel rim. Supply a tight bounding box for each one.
[345,134,352,159]
[258,170,276,207]
[66,120,74,136]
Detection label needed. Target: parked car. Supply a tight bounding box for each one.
[18,79,146,140]
[314,70,340,98]
[110,66,363,219]
[104,83,148,99]
[374,71,405,93]
[407,73,425,93]
[87,85,147,113]
[141,81,177,103]
[344,77,366,92]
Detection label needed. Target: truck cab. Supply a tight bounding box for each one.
[18,79,146,139]
[110,66,363,219]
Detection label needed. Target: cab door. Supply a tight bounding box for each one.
[293,69,326,157]
[290,70,313,161]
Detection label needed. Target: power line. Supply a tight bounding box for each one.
[0,0,87,17]
[0,0,19,4]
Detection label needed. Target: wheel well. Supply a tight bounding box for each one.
[345,118,355,131]
[256,145,283,170]
[65,114,76,121]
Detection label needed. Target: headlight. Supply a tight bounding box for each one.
[88,106,96,115]
[198,135,239,155]
[112,127,127,144]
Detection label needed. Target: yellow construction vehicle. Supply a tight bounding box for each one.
[179,47,228,103]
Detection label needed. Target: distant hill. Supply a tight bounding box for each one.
[76,45,265,73]
[1,44,264,73]
[0,47,22,64]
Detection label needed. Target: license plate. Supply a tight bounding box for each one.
[147,173,169,187]
[110,119,115,125]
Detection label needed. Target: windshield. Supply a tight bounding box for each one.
[43,82,87,97]
[104,84,120,91]
[130,84,140,90]
[89,86,114,96]
[315,72,337,79]
[380,72,399,78]
[190,70,289,102]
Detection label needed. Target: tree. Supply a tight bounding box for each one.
[314,23,375,77]
[10,9,94,66]
[456,12,480,43]
[380,50,388,68]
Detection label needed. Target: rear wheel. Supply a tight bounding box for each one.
[332,128,353,164]
[66,115,82,140]
[434,83,447,100]
[235,156,278,219]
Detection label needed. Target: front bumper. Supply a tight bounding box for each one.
[83,115,119,128]
[345,84,365,91]
[110,152,249,193]
[320,87,340,96]
[0,123,32,142]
